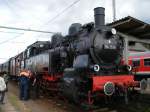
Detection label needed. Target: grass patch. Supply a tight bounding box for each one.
[8,94,20,111]
[144,108,150,112]
[0,107,2,112]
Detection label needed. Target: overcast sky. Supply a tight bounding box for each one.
[0,0,149,63]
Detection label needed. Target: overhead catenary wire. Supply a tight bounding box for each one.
[3,0,21,18]
[0,58,8,60]
[0,26,53,45]
[0,0,83,64]
[42,0,82,26]
[1,0,55,46]
[0,0,82,47]
[3,0,44,23]
[0,0,82,35]
[0,34,24,45]
[36,0,82,39]
[10,41,25,44]
[0,30,24,34]
[0,0,43,46]
[0,25,56,34]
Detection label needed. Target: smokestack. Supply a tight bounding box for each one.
[94,7,105,29]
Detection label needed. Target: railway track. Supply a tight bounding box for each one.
[90,93,150,112]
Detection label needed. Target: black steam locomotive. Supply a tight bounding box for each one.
[0,7,137,105]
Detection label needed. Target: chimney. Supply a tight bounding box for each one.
[94,7,105,29]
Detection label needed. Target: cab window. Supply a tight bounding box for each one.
[132,60,140,67]
[144,58,150,66]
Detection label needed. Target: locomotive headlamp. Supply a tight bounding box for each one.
[104,82,115,96]
[93,64,100,72]
[111,28,116,35]
[40,44,44,48]
[127,65,132,71]
[105,28,116,38]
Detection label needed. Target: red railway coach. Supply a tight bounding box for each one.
[128,51,150,81]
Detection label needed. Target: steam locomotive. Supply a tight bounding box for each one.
[0,7,138,105]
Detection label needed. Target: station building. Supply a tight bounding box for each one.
[108,16,150,52]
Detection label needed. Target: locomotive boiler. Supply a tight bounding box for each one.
[0,7,138,106]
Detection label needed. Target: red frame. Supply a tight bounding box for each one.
[92,75,137,92]
[42,72,63,81]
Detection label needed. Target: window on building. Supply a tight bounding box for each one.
[142,43,150,50]
[132,60,140,67]
[144,58,150,66]
[128,41,135,46]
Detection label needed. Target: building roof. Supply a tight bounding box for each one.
[107,16,150,39]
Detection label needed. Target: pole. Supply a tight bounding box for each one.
[112,0,116,22]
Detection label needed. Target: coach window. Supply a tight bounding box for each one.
[144,58,150,66]
[26,48,31,58]
[132,60,140,67]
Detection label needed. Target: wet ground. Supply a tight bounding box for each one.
[1,81,80,112]
[1,81,150,112]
